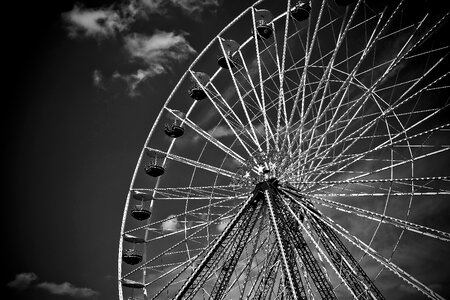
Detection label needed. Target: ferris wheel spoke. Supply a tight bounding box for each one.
[271,0,292,148]
[189,71,260,157]
[290,89,449,183]
[306,1,361,125]
[144,257,200,297]
[299,3,363,178]
[277,191,360,298]
[120,2,450,300]
[173,193,258,299]
[295,142,450,185]
[236,50,264,111]
[304,206,446,300]
[125,196,240,236]
[123,198,245,279]
[292,11,436,168]
[285,187,450,243]
[150,196,247,201]
[285,0,326,141]
[295,176,450,199]
[318,116,448,183]
[218,37,265,153]
[298,15,391,170]
[145,146,239,179]
[250,7,274,154]
[165,107,247,165]
[405,45,450,61]
[285,6,395,163]
[133,185,249,199]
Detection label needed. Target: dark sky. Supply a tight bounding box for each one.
[2,1,449,300]
[2,1,249,299]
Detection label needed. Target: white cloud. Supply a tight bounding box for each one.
[7,272,38,290]
[37,282,99,298]
[62,5,131,39]
[63,0,219,40]
[208,125,235,138]
[115,31,196,95]
[161,214,181,232]
[124,31,196,65]
[141,0,219,16]
[217,216,232,232]
[92,69,104,88]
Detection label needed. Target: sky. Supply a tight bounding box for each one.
[2,0,449,300]
[2,0,250,299]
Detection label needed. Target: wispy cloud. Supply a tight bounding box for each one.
[217,216,232,232]
[62,0,219,40]
[7,272,99,299]
[208,125,235,138]
[7,272,38,290]
[141,0,220,16]
[62,0,215,96]
[161,214,182,232]
[37,282,99,298]
[124,31,196,68]
[115,31,196,95]
[62,4,133,39]
[92,69,104,89]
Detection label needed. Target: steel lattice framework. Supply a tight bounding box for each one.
[118,0,450,299]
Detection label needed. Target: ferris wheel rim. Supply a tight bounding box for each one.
[119,1,450,299]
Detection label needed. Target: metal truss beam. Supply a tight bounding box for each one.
[209,200,263,300]
[274,194,338,300]
[309,215,385,300]
[282,186,385,300]
[263,181,304,300]
[173,194,258,300]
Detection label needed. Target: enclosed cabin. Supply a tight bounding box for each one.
[122,234,145,265]
[130,191,153,221]
[253,9,273,40]
[144,150,165,177]
[188,72,210,101]
[291,0,311,22]
[217,39,240,69]
[164,110,185,138]
[333,0,356,6]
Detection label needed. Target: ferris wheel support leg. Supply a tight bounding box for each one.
[209,201,263,300]
[278,191,382,299]
[282,189,375,297]
[309,214,385,300]
[274,194,338,300]
[264,188,302,300]
[251,250,281,300]
[173,193,258,300]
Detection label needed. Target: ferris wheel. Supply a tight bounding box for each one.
[118,0,450,299]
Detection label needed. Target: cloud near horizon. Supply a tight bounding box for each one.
[7,272,99,299]
[7,272,38,290]
[37,281,99,298]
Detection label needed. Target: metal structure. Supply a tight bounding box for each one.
[119,0,450,299]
